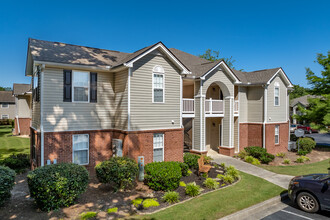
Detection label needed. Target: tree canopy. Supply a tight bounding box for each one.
[0,86,11,91]
[289,84,310,100]
[198,49,240,70]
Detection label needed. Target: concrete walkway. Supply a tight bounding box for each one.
[208,150,294,189]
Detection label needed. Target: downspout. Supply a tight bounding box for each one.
[200,78,203,151]
[15,96,21,135]
[263,85,268,149]
[40,64,45,166]
[127,67,131,131]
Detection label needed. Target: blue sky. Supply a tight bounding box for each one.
[0,0,329,88]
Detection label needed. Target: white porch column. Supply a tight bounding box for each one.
[222,96,234,148]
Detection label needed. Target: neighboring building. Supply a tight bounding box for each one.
[13,83,32,136]
[0,91,15,120]
[25,39,293,171]
[290,95,319,125]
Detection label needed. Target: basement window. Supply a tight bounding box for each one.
[153,133,164,162]
[275,125,279,144]
[73,134,89,165]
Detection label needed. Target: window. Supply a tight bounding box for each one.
[274,82,280,106]
[73,134,89,165]
[1,103,9,108]
[1,115,9,119]
[275,125,279,144]
[153,133,164,162]
[73,71,89,102]
[152,66,165,103]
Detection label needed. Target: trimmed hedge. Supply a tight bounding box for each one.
[27,163,89,211]
[177,162,189,176]
[145,161,182,191]
[0,166,16,206]
[244,146,275,164]
[297,137,316,154]
[1,154,30,173]
[183,153,200,169]
[95,157,138,190]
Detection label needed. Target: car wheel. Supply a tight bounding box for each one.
[297,192,319,213]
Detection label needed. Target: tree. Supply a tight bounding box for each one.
[198,49,239,70]
[306,51,330,95]
[0,86,11,91]
[289,84,310,100]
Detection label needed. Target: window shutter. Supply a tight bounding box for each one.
[63,70,72,102]
[90,72,97,103]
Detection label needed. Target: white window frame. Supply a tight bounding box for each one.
[1,114,9,119]
[72,70,90,103]
[274,82,280,106]
[152,65,165,103]
[72,134,89,165]
[153,133,164,162]
[275,125,279,145]
[1,103,9,108]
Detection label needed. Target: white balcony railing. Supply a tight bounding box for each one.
[234,100,239,114]
[205,99,223,114]
[182,98,194,114]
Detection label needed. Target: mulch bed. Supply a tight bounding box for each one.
[0,162,238,219]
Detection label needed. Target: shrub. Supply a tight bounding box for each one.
[251,158,261,165]
[145,161,182,191]
[296,157,304,163]
[283,159,291,164]
[203,178,219,189]
[176,162,189,176]
[276,152,286,158]
[245,146,274,164]
[297,150,309,156]
[201,172,208,178]
[203,155,213,164]
[80,212,97,220]
[217,174,234,184]
[1,154,30,173]
[237,150,248,160]
[220,163,226,169]
[183,153,200,169]
[185,182,201,197]
[244,156,254,163]
[187,170,193,175]
[297,137,316,154]
[162,191,180,204]
[0,166,15,206]
[95,157,138,190]
[301,156,310,162]
[290,134,298,141]
[179,181,186,187]
[107,207,118,213]
[27,163,89,211]
[259,154,274,164]
[226,166,239,180]
[132,198,143,207]
[142,198,159,208]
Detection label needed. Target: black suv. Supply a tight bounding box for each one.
[288,174,330,213]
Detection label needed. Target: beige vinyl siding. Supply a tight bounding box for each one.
[222,98,231,146]
[234,117,238,152]
[247,86,264,123]
[239,86,248,122]
[267,75,287,122]
[0,103,15,119]
[32,100,40,129]
[193,98,201,150]
[17,95,31,118]
[129,51,181,130]
[43,67,115,132]
[202,70,234,96]
[114,69,128,130]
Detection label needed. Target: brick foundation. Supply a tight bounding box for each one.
[32,128,183,174]
[239,122,289,154]
[14,118,31,136]
[219,147,235,156]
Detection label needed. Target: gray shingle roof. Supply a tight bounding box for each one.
[290,95,321,107]
[233,68,281,84]
[0,91,15,103]
[13,84,31,95]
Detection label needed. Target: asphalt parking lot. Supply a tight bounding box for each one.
[263,199,330,220]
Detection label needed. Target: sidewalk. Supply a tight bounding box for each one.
[208,150,294,189]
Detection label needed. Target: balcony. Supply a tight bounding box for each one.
[205,99,223,115]
[182,98,194,116]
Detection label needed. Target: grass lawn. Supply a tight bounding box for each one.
[259,159,330,176]
[144,172,284,220]
[0,125,30,159]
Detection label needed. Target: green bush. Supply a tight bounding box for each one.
[276,152,286,158]
[145,161,182,191]
[176,162,189,176]
[0,166,16,206]
[162,191,180,204]
[203,178,219,189]
[183,153,200,169]
[185,182,201,197]
[297,150,309,156]
[237,150,248,160]
[80,211,97,220]
[245,146,274,164]
[217,174,234,184]
[1,154,30,173]
[296,157,304,163]
[244,155,254,163]
[142,198,160,208]
[226,166,240,180]
[95,157,138,190]
[259,154,274,164]
[251,158,261,165]
[107,207,118,213]
[27,163,89,211]
[297,138,316,154]
[283,159,291,164]
[132,198,143,207]
[179,181,186,187]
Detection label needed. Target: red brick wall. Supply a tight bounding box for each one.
[265,122,289,154]
[14,118,31,136]
[40,128,183,173]
[239,123,263,149]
